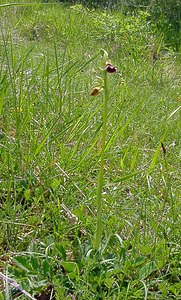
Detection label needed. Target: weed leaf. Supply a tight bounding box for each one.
[139,261,156,280]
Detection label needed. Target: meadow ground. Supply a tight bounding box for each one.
[0,2,181,299]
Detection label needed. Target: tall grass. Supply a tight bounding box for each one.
[0,2,180,299]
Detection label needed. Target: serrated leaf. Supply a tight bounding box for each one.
[139,261,156,280]
[61,262,78,274]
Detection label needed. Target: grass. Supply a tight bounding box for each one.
[0,2,181,299]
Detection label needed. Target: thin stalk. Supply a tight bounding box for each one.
[95,70,108,250]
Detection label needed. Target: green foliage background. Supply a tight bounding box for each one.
[55,0,181,50]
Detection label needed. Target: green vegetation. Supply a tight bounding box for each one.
[0,2,180,299]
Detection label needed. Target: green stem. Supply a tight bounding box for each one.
[95,70,108,250]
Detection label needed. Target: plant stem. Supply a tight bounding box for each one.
[95,70,108,250]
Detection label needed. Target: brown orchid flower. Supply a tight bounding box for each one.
[105,63,117,73]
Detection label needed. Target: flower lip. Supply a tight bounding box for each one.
[91,86,102,96]
[105,63,117,73]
